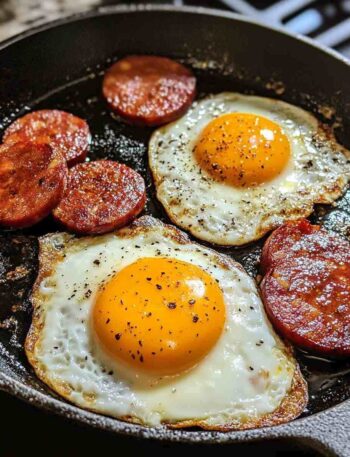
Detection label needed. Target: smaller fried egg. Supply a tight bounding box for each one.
[149,93,350,245]
[26,217,307,430]
[195,112,291,187]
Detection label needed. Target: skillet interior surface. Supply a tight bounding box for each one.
[0,4,350,447]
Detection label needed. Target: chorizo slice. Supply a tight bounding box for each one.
[3,110,91,166]
[0,142,68,228]
[103,55,196,126]
[53,160,146,235]
[261,219,327,273]
[260,219,350,357]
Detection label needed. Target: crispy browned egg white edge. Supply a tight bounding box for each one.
[149,107,350,247]
[25,216,308,430]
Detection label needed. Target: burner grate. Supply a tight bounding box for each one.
[180,0,350,56]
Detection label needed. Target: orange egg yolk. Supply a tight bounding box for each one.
[93,257,226,375]
[194,112,290,187]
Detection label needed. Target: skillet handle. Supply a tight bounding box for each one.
[282,403,350,457]
[0,374,7,391]
[299,435,349,457]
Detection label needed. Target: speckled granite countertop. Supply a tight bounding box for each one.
[0,0,106,40]
[0,1,194,41]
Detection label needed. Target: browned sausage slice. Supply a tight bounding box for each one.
[260,219,350,357]
[102,55,196,126]
[3,110,91,166]
[261,219,322,274]
[53,160,146,235]
[0,142,68,228]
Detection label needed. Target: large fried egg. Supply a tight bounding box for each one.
[26,217,307,429]
[149,93,350,245]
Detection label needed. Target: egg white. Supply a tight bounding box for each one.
[26,217,305,428]
[149,92,350,245]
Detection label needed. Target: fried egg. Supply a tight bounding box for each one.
[149,93,350,245]
[26,217,307,429]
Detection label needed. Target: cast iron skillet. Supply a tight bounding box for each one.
[0,5,350,456]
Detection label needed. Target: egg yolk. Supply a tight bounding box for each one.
[194,112,290,187]
[93,257,226,375]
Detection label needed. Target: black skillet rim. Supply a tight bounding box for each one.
[0,4,350,453]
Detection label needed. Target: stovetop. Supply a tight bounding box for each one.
[1,1,350,57]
